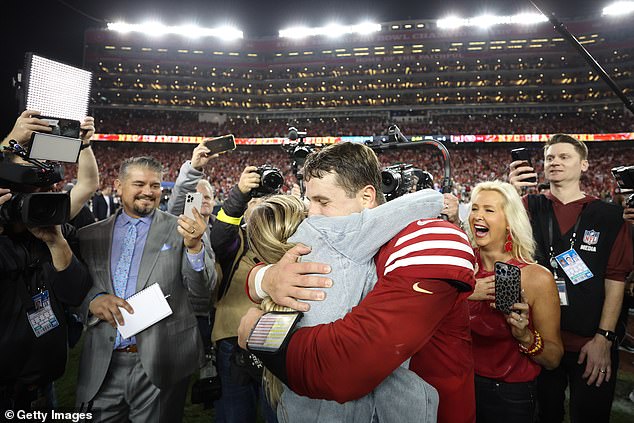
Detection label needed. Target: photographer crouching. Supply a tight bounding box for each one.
[0,114,93,411]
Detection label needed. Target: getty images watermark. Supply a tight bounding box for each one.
[4,409,93,422]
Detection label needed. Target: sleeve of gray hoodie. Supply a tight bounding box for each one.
[306,189,444,263]
[166,161,205,216]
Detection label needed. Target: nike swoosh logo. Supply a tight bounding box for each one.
[412,282,434,294]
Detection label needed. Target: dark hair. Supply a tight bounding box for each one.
[303,142,385,204]
[119,156,164,180]
[544,134,588,160]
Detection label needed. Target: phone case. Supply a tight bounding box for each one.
[511,149,537,183]
[184,192,203,220]
[204,135,236,156]
[495,261,522,314]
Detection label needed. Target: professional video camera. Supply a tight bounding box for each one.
[367,124,453,196]
[251,165,284,198]
[382,164,415,202]
[282,126,316,196]
[286,126,314,165]
[0,142,70,227]
[381,165,434,202]
[611,166,634,207]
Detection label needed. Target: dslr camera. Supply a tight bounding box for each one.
[251,165,284,198]
[611,166,634,207]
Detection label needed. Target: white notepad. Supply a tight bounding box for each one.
[117,283,173,339]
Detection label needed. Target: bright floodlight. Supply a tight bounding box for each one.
[602,1,634,16]
[279,22,381,39]
[107,22,243,40]
[24,53,92,122]
[437,12,547,29]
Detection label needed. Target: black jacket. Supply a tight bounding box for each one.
[0,225,92,387]
[210,185,252,302]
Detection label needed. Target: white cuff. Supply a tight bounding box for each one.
[254,264,273,300]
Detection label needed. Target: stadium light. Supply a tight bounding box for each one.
[279,22,381,39]
[602,1,634,16]
[107,21,243,40]
[437,13,547,29]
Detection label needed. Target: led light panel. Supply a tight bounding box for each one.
[24,53,92,122]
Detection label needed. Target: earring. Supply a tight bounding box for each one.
[504,232,513,253]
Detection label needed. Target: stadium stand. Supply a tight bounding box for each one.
[69,11,634,207]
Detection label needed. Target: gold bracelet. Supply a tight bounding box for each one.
[519,329,544,356]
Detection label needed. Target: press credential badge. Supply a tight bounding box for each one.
[27,290,60,337]
[555,249,593,285]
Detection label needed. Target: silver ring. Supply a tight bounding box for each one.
[599,369,607,373]
[518,317,523,322]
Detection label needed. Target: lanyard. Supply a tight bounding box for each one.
[547,204,586,273]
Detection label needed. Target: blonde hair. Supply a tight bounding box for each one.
[467,180,536,264]
[246,195,306,265]
[246,194,306,409]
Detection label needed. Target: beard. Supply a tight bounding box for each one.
[132,195,156,216]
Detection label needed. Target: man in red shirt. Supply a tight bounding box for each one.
[510,135,632,423]
[239,142,476,423]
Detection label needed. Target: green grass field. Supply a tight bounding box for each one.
[56,340,634,422]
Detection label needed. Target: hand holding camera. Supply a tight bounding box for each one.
[238,166,262,195]
[4,110,52,146]
[0,188,11,206]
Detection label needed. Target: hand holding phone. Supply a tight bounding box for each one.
[494,261,522,314]
[203,134,236,156]
[184,192,203,221]
[511,148,537,184]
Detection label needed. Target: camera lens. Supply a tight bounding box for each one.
[261,170,283,191]
[381,170,400,194]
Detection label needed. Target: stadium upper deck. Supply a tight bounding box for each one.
[85,12,633,117]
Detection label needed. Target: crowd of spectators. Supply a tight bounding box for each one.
[61,141,634,205]
[94,109,634,138]
[93,50,632,82]
[91,47,633,109]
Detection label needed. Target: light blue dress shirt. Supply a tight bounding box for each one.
[111,209,205,349]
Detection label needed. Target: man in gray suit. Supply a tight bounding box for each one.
[76,156,216,422]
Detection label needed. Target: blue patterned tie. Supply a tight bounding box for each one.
[113,219,139,343]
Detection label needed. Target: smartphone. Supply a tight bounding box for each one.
[511,148,537,183]
[184,192,203,220]
[494,261,522,315]
[611,165,634,189]
[203,134,236,156]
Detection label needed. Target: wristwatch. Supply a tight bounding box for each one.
[596,328,617,342]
